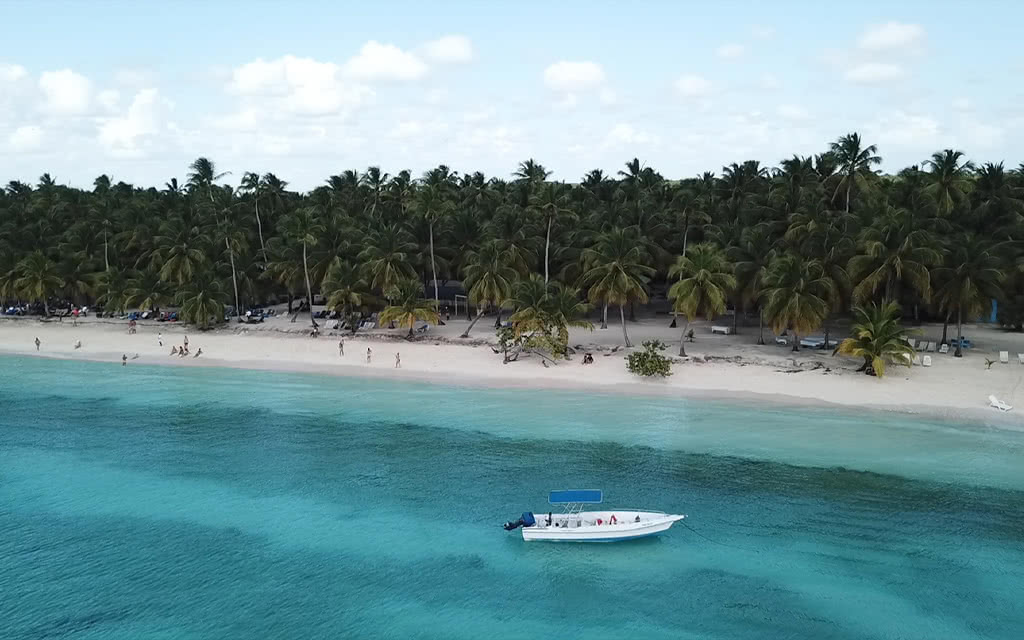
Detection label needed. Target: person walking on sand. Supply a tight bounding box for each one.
[122,354,127,366]
[34,337,40,351]
[366,347,372,364]
[158,332,163,347]
[338,339,345,357]
[395,352,401,368]
[183,335,189,350]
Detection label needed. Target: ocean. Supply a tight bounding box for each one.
[1,354,1022,639]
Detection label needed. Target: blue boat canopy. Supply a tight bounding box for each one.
[549,490,603,504]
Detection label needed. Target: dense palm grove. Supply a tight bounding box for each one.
[1,132,1022,364]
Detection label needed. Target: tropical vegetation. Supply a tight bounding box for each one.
[1,133,1021,358]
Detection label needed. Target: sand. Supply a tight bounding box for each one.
[2,311,1023,425]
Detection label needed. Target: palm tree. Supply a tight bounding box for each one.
[578,228,654,346]
[513,159,551,184]
[94,267,131,316]
[186,157,229,203]
[668,243,736,355]
[413,183,454,309]
[762,254,835,351]
[460,240,518,337]
[378,278,439,338]
[358,224,417,298]
[828,132,880,213]
[933,236,1004,357]
[126,267,172,312]
[281,208,323,327]
[848,205,941,304]
[837,302,916,377]
[322,258,368,321]
[238,171,267,261]
[175,269,229,329]
[508,274,592,348]
[15,251,63,315]
[528,181,576,284]
[730,227,776,344]
[923,149,975,217]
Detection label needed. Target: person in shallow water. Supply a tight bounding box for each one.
[121,354,127,366]
[34,337,40,351]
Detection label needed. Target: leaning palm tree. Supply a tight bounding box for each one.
[828,132,881,213]
[837,302,916,377]
[378,278,440,338]
[15,251,63,316]
[175,269,229,329]
[578,228,654,347]
[461,240,518,337]
[667,243,736,356]
[761,254,835,351]
[933,235,1005,357]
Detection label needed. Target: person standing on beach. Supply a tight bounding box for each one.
[34,337,40,351]
[338,339,345,357]
[184,335,189,350]
[395,352,401,368]
[366,347,372,364]
[122,354,127,366]
[158,332,163,347]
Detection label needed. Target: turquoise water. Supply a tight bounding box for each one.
[1,355,1023,639]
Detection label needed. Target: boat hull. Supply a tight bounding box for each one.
[520,511,684,542]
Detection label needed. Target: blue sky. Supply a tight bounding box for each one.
[1,1,1021,190]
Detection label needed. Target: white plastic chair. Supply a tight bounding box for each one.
[999,351,1009,364]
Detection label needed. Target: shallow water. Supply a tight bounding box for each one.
[1,355,1022,639]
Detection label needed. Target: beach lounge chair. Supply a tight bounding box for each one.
[988,395,1013,412]
[1018,353,1024,365]
[916,342,927,352]
[922,355,932,367]
[912,354,921,366]
[926,342,935,352]
[711,325,732,335]
[906,338,916,349]
[939,343,949,354]
[999,351,1009,364]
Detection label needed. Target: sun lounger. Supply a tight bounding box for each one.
[926,342,935,352]
[989,395,1013,412]
[938,343,949,354]
[999,351,1009,364]
[922,355,932,367]
[1018,353,1024,365]
[912,354,921,366]
[711,325,732,335]
[906,338,917,349]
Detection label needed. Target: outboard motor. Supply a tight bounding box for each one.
[503,512,536,531]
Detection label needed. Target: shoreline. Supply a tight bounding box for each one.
[2,317,1022,429]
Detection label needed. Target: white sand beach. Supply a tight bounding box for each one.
[3,311,1023,424]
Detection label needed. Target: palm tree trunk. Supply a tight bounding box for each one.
[954,308,963,357]
[226,237,240,323]
[494,307,502,329]
[681,214,690,257]
[732,303,739,334]
[757,310,765,345]
[678,319,689,356]
[461,308,484,338]
[302,241,315,328]
[254,196,266,264]
[792,332,799,352]
[103,230,109,271]
[544,217,552,285]
[429,221,439,310]
[601,303,608,329]
[620,304,632,348]
[941,312,950,344]
[845,178,851,215]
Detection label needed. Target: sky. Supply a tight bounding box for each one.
[1,0,1022,191]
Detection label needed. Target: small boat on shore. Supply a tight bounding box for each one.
[503,490,686,542]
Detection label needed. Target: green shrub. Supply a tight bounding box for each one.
[626,340,673,377]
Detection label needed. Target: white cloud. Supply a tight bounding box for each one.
[343,41,428,81]
[845,62,905,85]
[599,87,617,105]
[97,88,170,157]
[1,63,28,83]
[777,104,810,121]
[716,43,746,60]
[758,73,781,90]
[857,22,926,53]
[227,55,371,116]
[9,125,43,151]
[543,61,606,92]
[97,89,120,110]
[422,35,473,64]
[38,69,91,114]
[675,73,711,97]
[604,123,657,148]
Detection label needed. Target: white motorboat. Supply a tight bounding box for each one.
[503,490,686,542]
